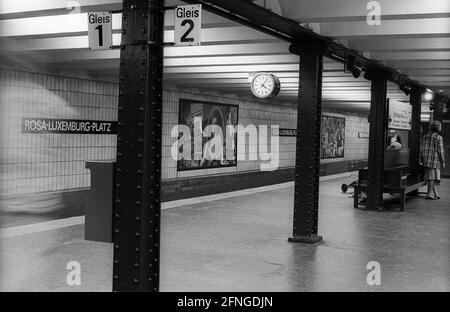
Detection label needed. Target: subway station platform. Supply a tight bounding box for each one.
[1,0,450,293]
[1,175,448,292]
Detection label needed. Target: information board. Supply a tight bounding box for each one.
[388,99,412,131]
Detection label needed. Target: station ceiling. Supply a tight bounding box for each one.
[1,0,448,113]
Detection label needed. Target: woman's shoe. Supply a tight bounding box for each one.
[426,196,437,200]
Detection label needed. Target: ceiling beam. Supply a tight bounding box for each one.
[183,0,448,98]
[387,61,450,69]
[0,10,237,38]
[164,42,291,57]
[0,26,277,52]
[277,0,450,22]
[0,50,299,65]
[162,72,365,80]
[371,51,450,61]
[163,63,346,73]
[319,18,450,39]
[0,0,122,19]
[398,69,450,76]
[40,62,346,73]
[164,76,370,84]
[1,0,448,99]
[413,76,450,82]
[349,38,450,52]
[174,82,371,88]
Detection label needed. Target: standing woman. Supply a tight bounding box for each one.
[421,121,446,199]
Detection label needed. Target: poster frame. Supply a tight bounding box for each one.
[177,98,239,172]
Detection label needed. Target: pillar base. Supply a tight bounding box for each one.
[288,235,323,245]
[356,205,384,212]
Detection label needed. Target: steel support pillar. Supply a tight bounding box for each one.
[433,95,444,123]
[113,0,164,292]
[409,86,423,175]
[288,42,326,244]
[365,69,389,211]
[439,96,450,178]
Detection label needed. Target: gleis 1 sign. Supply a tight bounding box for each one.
[88,12,113,50]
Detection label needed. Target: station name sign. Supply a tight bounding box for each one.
[279,128,297,137]
[22,118,117,134]
[272,128,297,137]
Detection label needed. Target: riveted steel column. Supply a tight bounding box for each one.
[113,0,164,292]
[433,95,444,123]
[409,86,423,175]
[288,42,326,244]
[440,96,450,178]
[365,69,388,211]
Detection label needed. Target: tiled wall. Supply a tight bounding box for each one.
[0,69,369,196]
[320,111,370,163]
[344,113,370,161]
[162,88,298,180]
[0,69,118,196]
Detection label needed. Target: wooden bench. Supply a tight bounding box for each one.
[354,166,426,211]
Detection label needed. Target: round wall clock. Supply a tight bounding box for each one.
[250,73,281,99]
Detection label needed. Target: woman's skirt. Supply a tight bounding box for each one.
[424,166,441,183]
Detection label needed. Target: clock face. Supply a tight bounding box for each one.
[251,73,280,98]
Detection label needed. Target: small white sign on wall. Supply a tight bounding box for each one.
[388,99,412,131]
[358,131,370,139]
[88,12,113,50]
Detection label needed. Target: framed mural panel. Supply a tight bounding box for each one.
[321,115,345,159]
[177,99,238,171]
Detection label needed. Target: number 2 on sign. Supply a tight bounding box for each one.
[180,19,194,42]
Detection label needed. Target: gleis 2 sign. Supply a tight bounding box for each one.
[174,5,202,46]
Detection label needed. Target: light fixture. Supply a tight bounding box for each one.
[424,90,434,101]
[429,101,435,111]
[345,58,362,79]
[399,84,411,96]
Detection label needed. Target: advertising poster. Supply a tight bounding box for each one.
[178,99,238,171]
[321,115,345,159]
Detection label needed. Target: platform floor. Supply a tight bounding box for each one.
[0,177,449,292]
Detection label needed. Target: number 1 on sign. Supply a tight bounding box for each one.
[95,25,103,46]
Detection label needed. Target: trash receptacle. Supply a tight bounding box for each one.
[85,162,115,242]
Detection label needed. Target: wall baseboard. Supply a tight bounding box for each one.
[161,159,368,201]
